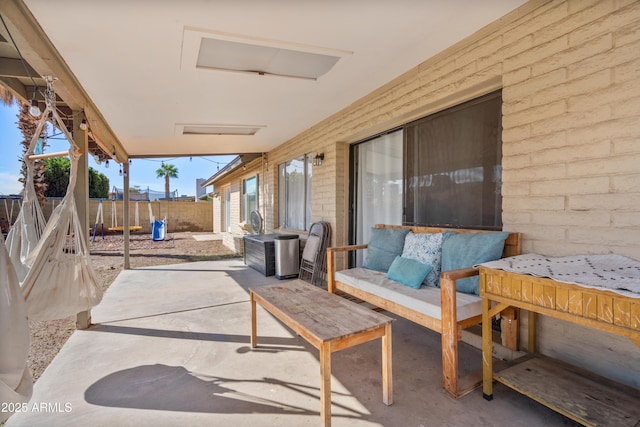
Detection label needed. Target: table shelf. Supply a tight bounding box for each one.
[494,354,640,426]
[480,267,640,427]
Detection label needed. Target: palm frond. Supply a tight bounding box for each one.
[0,85,16,106]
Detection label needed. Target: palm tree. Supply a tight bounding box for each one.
[0,85,13,105]
[0,86,47,203]
[155,163,178,200]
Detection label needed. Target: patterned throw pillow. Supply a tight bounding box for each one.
[401,232,444,287]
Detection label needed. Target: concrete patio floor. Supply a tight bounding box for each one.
[6,259,579,426]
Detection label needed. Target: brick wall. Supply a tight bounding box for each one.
[206,0,639,388]
[267,0,640,261]
[43,199,213,233]
[500,0,640,260]
[260,0,640,388]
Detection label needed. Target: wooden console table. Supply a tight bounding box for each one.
[250,279,394,427]
[479,267,640,427]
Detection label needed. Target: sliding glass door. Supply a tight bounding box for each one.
[351,129,403,264]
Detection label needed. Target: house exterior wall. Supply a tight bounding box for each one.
[297,0,640,388]
[211,158,265,253]
[213,0,640,389]
[212,193,222,234]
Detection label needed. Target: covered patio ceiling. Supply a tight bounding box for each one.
[1,0,527,161]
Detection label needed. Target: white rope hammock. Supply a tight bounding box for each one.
[5,131,48,283]
[8,77,103,321]
[3,198,17,226]
[0,233,32,423]
[21,148,103,321]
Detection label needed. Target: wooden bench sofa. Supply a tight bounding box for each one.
[327,224,521,398]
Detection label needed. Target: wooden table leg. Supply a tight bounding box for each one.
[482,296,493,400]
[382,323,393,405]
[320,343,332,427]
[250,292,257,348]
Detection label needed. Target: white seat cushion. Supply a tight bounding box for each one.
[335,268,482,321]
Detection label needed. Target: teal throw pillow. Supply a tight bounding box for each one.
[440,231,509,295]
[363,227,410,272]
[387,256,432,289]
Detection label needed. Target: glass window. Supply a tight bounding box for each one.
[404,90,502,229]
[242,175,258,222]
[350,90,503,259]
[278,153,312,230]
[352,129,404,254]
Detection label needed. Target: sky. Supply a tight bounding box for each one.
[0,102,236,198]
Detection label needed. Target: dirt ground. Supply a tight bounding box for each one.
[27,231,240,382]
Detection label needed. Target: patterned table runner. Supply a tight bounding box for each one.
[479,254,640,298]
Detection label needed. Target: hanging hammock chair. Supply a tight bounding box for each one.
[0,232,32,423]
[12,77,103,321]
[21,147,103,321]
[2,197,19,234]
[5,114,49,282]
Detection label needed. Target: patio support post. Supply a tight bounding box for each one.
[123,159,130,269]
[73,110,91,329]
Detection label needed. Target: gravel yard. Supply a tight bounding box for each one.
[27,232,239,382]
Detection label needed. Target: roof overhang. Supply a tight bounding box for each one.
[0,0,527,160]
[0,0,127,163]
[201,153,262,187]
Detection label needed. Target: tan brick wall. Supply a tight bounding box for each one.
[204,0,640,388]
[260,0,640,388]
[43,199,213,233]
[264,0,640,259]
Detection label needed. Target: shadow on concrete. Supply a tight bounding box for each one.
[88,324,305,354]
[84,364,370,421]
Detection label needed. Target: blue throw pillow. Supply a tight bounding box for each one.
[387,256,432,289]
[363,227,410,272]
[440,231,509,295]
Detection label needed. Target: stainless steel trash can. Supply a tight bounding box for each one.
[274,234,300,279]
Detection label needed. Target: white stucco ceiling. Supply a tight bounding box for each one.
[22,0,527,158]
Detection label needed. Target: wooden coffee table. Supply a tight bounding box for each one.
[250,279,394,427]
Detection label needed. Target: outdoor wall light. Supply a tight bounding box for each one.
[313,152,324,166]
[79,119,88,131]
[29,98,41,117]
